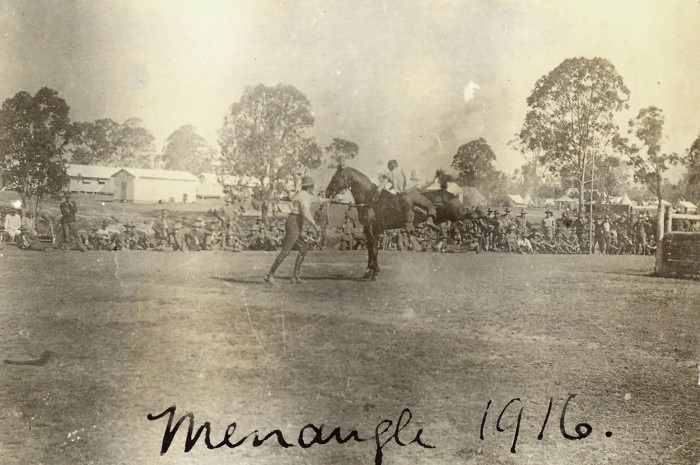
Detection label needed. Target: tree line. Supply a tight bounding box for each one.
[451,57,699,237]
[0,57,698,223]
[0,84,358,215]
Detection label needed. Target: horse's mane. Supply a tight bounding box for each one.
[341,166,376,189]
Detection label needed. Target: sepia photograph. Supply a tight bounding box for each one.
[0,1,698,464]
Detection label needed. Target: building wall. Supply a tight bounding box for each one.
[133,178,197,203]
[68,177,114,194]
[112,172,135,201]
[197,179,225,198]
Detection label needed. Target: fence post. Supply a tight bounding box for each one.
[665,206,673,237]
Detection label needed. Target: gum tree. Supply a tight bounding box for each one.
[517,57,630,208]
[219,84,321,216]
[0,87,72,215]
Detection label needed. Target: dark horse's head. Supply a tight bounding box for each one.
[325,166,352,199]
[325,166,376,199]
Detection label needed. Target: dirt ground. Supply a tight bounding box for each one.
[0,247,698,465]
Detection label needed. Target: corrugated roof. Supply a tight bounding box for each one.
[66,164,120,179]
[112,168,198,182]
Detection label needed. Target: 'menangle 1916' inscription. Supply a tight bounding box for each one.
[146,406,434,465]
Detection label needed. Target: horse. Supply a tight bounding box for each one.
[325,166,490,279]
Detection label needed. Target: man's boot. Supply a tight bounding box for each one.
[291,254,305,283]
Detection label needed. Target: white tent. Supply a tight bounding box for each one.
[619,193,633,205]
[504,194,528,207]
[522,193,535,206]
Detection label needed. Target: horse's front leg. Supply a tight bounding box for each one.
[363,225,374,279]
[371,228,381,278]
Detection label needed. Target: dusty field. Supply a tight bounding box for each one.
[0,248,698,465]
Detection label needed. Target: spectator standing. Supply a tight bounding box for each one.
[313,203,329,250]
[59,193,86,251]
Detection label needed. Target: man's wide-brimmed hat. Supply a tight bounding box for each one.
[545,209,553,214]
[301,175,315,188]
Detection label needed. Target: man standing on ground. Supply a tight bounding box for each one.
[542,209,556,241]
[634,214,648,255]
[313,203,329,250]
[152,209,171,250]
[218,196,242,249]
[602,215,612,254]
[515,209,528,236]
[265,175,321,284]
[59,192,86,251]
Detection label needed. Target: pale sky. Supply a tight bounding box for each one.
[1,0,699,184]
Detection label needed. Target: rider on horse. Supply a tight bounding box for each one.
[376,160,438,231]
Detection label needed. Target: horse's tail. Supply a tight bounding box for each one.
[435,169,453,190]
